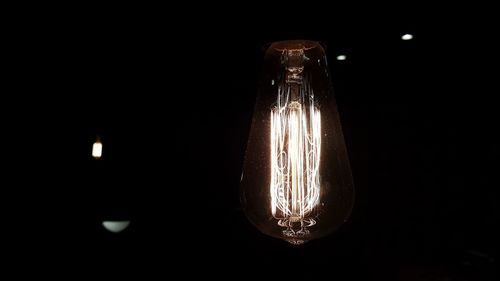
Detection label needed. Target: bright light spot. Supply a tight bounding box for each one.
[336,55,346,61]
[271,79,275,85]
[270,99,321,221]
[92,139,102,159]
[102,221,130,233]
[402,34,413,40]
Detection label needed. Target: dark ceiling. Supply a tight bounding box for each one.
[11,7,498,280]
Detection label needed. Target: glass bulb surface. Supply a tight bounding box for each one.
[240,40,354,245]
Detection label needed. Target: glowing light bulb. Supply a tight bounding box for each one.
[92,137,102,159]
[240,41,354,245]
[336,54,347,61]
[402,34,413,40]
[102,220,130,233]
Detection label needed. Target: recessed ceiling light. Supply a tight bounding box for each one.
[402,34,413,40]
[336,55,346,61]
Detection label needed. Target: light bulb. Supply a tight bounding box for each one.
[402,34,413,40]
[92,137,102,159]
[102,220,130,233]
[240,40,354,245]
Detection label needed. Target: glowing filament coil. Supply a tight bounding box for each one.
[270,85,321,224]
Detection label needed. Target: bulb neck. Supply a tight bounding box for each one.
[282,48,307,85]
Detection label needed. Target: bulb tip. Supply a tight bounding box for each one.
[286,239,307,245]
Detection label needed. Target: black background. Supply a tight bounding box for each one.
[11,6,498,280]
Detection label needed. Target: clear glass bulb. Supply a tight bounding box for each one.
[240,40,355,245]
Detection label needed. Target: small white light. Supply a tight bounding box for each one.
[336,55,346,61]
[271,79,275,85]
[92,138,102,159]
[402,34,413,40]
[102,221,130,233]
